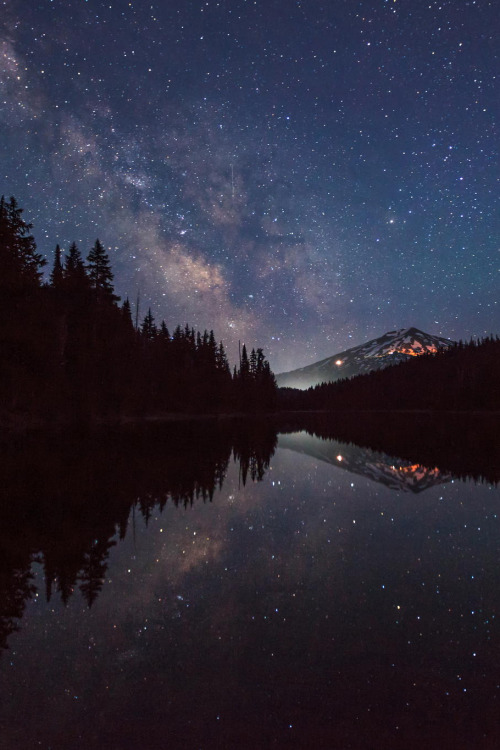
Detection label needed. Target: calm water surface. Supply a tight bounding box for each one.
[1,427,499,749]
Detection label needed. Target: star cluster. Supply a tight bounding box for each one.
[1,0,497,371]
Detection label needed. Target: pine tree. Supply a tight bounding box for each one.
[49,244,64,288]
[159,321,170,341]
[240,344,250,379]
[0,197,49,416]
[87,239,119,301]
[64,242,89,292]
[216,341,230,373]
[250,348,257,377]
[141,308,157,341]
[0,195,46,292]
[256,348,265,376]
[79,539,113,608]
[208,330,218,364]
[121,298,133,327]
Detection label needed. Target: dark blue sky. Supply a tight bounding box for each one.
[1,0,497,371]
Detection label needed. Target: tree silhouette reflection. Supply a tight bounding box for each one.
[0,420,277,649]
[0,413,497,652]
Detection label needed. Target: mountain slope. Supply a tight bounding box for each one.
[279,431,451,493]
[276,327,454,390]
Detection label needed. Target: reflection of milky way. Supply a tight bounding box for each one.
[4,445,500,748]
[1,0,498,370]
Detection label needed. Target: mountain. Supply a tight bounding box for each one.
[276,327,454,390]
[279,431,451,493]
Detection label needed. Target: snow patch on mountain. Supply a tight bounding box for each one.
[276,327,454,390]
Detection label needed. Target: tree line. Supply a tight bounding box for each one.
[0,195,277,427]
[279,335,500,412]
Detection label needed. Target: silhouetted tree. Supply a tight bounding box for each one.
[0,195,46,293]
[121,297,134,327]
[240,344,250,379]
[141,308,157,341]
[0,196,280,424]
[250,347,257,377]
[232,344,277,411]
[159,321,170,341]
[87,239,119,302]
[79,538,116,608]
[63,242,88,289]
[49,244,64,288]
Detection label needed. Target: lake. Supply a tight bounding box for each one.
[0,418,499,749]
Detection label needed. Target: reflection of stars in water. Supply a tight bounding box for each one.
[8,440,500,745]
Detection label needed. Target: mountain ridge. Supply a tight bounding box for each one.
[276,327,454,390]
[279,431,452,493]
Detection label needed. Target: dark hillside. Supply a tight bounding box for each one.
[279,337,500,413]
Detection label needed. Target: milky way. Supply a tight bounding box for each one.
[0,0,497,371]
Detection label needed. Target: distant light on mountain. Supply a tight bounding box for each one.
[276,327,455,390]
[279,432,452,493]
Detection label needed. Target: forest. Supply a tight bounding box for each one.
[1,194,497,431]
[0,196,277,428]
[279,335,500,413]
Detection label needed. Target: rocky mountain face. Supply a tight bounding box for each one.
[276,327,454,390]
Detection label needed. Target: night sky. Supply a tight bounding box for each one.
[1,0,498,372]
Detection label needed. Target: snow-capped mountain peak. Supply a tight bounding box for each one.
[276,327,454,390]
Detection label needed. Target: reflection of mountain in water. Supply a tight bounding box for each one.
[0,413,496,652]
[279,431,452,493]
[277,411,500,486]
